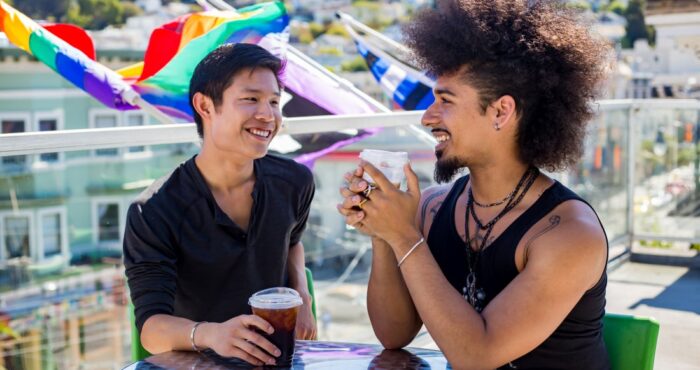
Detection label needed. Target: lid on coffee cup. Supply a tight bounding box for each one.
[249,287,303,309]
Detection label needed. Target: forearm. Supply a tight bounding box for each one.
[287,242,312,304]
[393,236,495,368]
[141,314,206,354]
[367,237,422,349]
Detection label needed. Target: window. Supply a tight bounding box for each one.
[4,216,31,259]
[96,202,120,243]
[41,213,62,258]
[35,111,63,163]
[1,117,27,166]
[91,112,119,156]
[125,113,146,153]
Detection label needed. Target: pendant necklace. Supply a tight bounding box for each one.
[462,167,539,312]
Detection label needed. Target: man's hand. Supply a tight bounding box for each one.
[337,166,375,236]
[198,315,280,366]
[295,296,317,340]
[353,162,422,247]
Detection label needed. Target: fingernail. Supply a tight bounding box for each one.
[359,181,367,189]
[352,195,360,202]
[275,349,282,356]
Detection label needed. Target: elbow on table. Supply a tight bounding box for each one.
[441,347,502,370]
[373,325,419,350]
[377,333,414,350]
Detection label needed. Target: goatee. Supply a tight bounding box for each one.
[434,150,465,183]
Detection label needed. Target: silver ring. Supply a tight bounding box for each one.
[362,184,376,199]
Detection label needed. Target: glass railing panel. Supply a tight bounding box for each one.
[633,108,700,242]
[301,125,436,343]
[0,143,199,369]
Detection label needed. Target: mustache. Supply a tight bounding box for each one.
[431,128,450,135]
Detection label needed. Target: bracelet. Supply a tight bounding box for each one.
[397,237,425,268]
[190,321,208,352]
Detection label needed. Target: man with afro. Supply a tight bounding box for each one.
[338,1,612,368]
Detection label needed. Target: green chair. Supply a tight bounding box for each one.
[129,301,151,362]
[130,267,317,361]
[603,313,660,370]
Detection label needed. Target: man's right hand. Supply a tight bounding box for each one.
[337,166,376,236]
[198,315,281,366]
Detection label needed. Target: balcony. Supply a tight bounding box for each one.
[0,100,699,368]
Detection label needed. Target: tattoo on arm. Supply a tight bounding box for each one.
[523,215,561,266]
[419,189,447,231]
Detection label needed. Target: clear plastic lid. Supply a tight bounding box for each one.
[248,287,303,309]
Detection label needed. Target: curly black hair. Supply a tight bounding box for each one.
[403,0,612,171]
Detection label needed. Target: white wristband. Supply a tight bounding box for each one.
[397,237,425,268]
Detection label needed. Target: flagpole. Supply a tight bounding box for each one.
[202,0,435,147]
[338,16,436,88]
[336,12,409,55]
[120,89,177,125]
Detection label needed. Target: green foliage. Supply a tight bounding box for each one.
[11,0,71,21]
[565,1,591,12]
[690,243,700,251]
[622,0,655,48]
[639,239,673,249]
[325,21,349,38]
[341,55,369,72]
[317,46,342,56]
[122,1,143,19]
[309,22,325,39]
[603,0,626,15]
[65,0,126,30]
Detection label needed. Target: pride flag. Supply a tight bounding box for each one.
[0,1,380,161]
[338,12,434,111]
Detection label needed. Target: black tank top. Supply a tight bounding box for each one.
[427,175,610,370]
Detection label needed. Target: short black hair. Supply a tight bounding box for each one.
[189,43,284,138]
[404,0,612,171]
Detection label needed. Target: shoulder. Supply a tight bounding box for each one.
[524,198,607,287]
[261,154,314,188]
[417,181,459,234]
[130,160,198,220]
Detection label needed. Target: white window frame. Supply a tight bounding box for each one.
[123,111,152,158]
[89,109,121,157]
[89,109,153,159]
[37,206,69,263]
[0,112,32,169]
[33,109,65,166]
[91,197,125,249]
[0,210,36,263]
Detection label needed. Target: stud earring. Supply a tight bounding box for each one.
[493,122,501,131]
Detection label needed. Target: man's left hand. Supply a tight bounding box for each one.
[295,297,317,340]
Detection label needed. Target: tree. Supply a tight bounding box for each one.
[325,21,350,39]
[65,0,125,30]
[309,22,325,39]
[122,1,143,19]
[603,0,626,15]
[622,0,653,48]
[341,56,369,72]
[11,0,71,21]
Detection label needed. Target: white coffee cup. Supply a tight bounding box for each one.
[359,149,409,187]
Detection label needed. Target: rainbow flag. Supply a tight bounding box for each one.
[0,1,380,161]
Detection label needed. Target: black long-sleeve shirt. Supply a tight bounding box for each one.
[123,154,315,333]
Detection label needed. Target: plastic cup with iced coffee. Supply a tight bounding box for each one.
[359,149,409,188]
[249,287,303,367]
